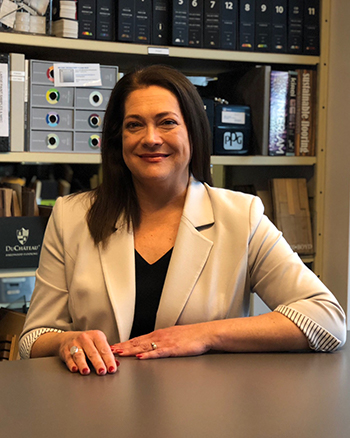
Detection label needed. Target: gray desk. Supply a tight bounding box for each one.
[1,341,350,438]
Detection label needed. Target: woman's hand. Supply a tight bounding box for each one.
[59,330,120,375]
[110,323,213,359]
[32,330,120,375]
[110,314,310,359]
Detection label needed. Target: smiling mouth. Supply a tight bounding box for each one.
[139,153,170,158]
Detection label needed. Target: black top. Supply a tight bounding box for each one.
[130,248,173,338]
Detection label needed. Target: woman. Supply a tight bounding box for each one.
[19,65,346,376]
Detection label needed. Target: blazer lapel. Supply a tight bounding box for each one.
[99,222,136,342]
[155,179,214,329]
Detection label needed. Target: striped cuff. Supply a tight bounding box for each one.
[19,327,64,360]
[275,305,341,352]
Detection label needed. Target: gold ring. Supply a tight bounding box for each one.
[151,342,157,350]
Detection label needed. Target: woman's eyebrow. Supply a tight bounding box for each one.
[124,111,180,120]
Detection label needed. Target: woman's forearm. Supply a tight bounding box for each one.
[111,312,310,360]
[30,331,68,358]
[208,312,310,352]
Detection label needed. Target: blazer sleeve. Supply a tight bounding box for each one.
[19,197,74,357]
[247,196,347,350]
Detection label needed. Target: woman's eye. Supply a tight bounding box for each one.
[125,122,141,130]
[161,119,177,126]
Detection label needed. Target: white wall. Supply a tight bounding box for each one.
[323,1,350,327]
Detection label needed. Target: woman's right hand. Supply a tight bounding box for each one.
[59,330,120,375]
[32,330,119,376]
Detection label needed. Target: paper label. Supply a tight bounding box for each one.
[222,109,246,125]
[54,63,102,87]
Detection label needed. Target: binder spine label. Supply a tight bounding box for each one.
[255,0,272,52]
[271,0,287,53]
[78,0,96,39]
[189,0,203,47]
[172,0,189,46]
[303,0,320,55]
[239,0,255,51]
[221,0,238,50]
[118,0,135,42]
[96,0,115,41]
[288,0,303,54]
[204,0,220,48]
[152,0,170,46]
[135,0,151,44]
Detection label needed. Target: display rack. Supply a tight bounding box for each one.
[0,0,330,279]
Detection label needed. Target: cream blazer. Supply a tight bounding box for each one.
[20,178,347,348]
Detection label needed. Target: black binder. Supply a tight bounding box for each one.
[255,0,272,52]
[239,0,255,51]
[303,0,320,55]
[271,0,287,53]
[287,0,303,54]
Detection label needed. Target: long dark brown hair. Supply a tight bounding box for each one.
[87,65,213,245]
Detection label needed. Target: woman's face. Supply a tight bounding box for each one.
[122,85,191,191]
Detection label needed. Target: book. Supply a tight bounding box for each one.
[270,178,313,255]
[255,0,272,52]
[0,188,12,217]
[77,0,96,39]
[152,0,170,46]
[96,0,115,40]
[268,70,289,156]
[287,0,303,54]
[117,0,135,42]
[220,0,238,50]
[286,70,298,156]
[172,0,189,46]
[135,0,151,44]
[294,69,317,156]
[52,0,77,20]
[203,0,220,48]
[9,53,25,152]
[271,0,287,53]
[52,17,79,38]
[303,0,320,55]
[239,0,255,51]
[0,53,9,153]
[188,0,203,47]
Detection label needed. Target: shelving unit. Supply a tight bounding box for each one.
[0,152,316,166]
[0,0,330,281]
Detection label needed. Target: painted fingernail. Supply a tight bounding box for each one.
[108,366,115,373]
[98,368,106,375]
[115,359,120,367]
[82,368,89,375]
[72,366,78,373]
[115,349,123,354]
[136,354,143,359]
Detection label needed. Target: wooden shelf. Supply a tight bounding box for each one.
[211,156,316,166]
[0,32,320,75]
[0,152,101,164]
[0,269,36,278]
[0,152,316,166]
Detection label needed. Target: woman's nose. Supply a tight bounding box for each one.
[142,125,162,146]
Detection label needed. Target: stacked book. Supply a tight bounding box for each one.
[52,0,78,38]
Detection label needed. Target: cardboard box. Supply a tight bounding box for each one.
[0,217,49,269]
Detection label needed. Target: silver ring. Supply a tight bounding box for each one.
[151,342,157,350]
[70,345,83,356]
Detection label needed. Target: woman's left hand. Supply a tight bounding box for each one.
[110,323,213,359]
